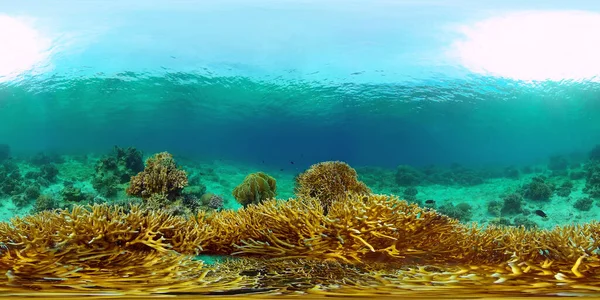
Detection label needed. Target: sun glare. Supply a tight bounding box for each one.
[451,11,600,81]
[0,15,52,81]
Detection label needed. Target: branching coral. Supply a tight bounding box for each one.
[295,161,371,213]
[126,151,188,200]
[225,194,461,264]
[0,204,211,282]
[0,204,249,295]
[9,155,600,298]
[232,172,276,207]
[4,192,600,296]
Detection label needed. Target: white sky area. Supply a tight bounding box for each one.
[450,10,600,81]
[0,15,52,80]
[1,1,600,82]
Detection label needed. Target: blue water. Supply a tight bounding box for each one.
[2,74,600,171]
[4,1,600,298]
[2,1,600,172]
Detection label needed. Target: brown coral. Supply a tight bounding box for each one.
[232,172,276,207]
[0,204,217,295]
[227,193,460,263]
[295,161,371,213]
[126,151,188,200]
[9,178,600,296]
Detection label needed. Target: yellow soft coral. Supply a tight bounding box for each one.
[126,152,188,200]
[232,172,277,206]
[295,161,371,213]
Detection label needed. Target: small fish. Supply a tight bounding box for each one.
[534,210,547,218]
[290,161,294,164]
[425,199,435,204]
[280,168,284,171]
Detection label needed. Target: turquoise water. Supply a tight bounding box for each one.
[3,0,600,298]
[2,74,599,169]
[2,1,600,170]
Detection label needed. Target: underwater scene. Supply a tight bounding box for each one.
[3,0,600,299]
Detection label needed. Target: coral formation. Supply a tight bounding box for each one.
[61,183,89,203]
[486,200,501,217]
[24,184,41,200]
[500,193,523,215]
[92,146,144,197]
[556,180,573,197]
[40,163,59,182]
[574,197,594,211]
[0,161,24,196]
[34,194,58,212]
[512,215,538,229]
[584,160,600,198]
[438,201,473,221]
[7,151,600,298]
[4,183,600,297]
[200,192,225,210]
[394,165,424,186]
[402,186,418,203]
[29,151,64,166]
[295,161,371,213]
[126,151,188,200]
[232,172,277,207]
[522,176,553,201]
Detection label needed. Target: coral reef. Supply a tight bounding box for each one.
[295,161,371,213]
[61,183,89,203]
[0,160,24,196]
[3,183,600,297]
[29,151,65,166]
[394,165,424,186]
[522,176,553,201]
[512,215,538,229]
[486,200,501,217]
[34,194,59,212]
[401,164,490,186]
[232,172,277,207]
[126,151,188,200]
[200,192,225,210]
[574,197,594,211]
[584,160,600,198]
[402,186,418,203]
[7,150,600,298]
[556,180,573,197]
[438,201,473,221]
[92,146,144,197]
[40,163,59,183]
[500,193,523,215]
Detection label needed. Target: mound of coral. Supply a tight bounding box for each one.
[295,161,371,213]
[2,188,600,297]
[232,171,277,207]
[126,151,188,199]
[5,157,600,298]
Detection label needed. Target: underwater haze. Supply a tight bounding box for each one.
[1,0,600,169]
[5,0,600,298]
